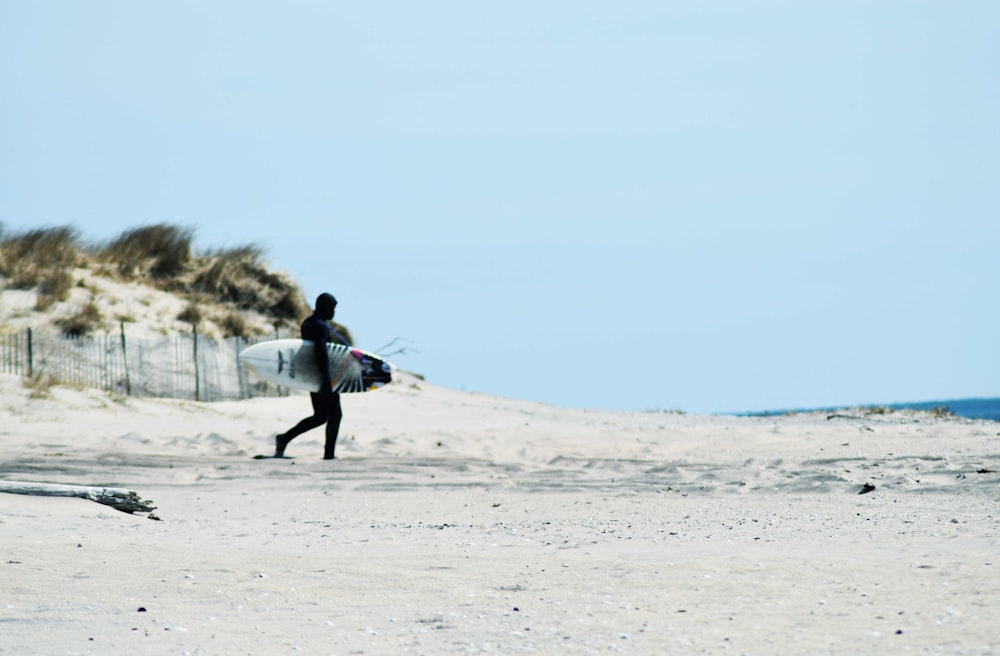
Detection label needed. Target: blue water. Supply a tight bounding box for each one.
[891,398,1000,422]
[744,398,1000,422]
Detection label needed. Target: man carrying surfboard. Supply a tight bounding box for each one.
[273,293,349,459]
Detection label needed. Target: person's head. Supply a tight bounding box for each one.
[315,293,337,320]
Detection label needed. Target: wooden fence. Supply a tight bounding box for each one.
[0,326,287,401]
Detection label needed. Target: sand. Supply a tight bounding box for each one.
[1,371,998,655]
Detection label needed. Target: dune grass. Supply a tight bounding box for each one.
[101,223,194,281]
[0,223,315,338]
[0,226,80,310]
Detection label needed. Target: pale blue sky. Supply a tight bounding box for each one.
[2,1,998,413]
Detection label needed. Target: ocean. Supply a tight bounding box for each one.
[889,398,1000,422]
[745,397,1000,422]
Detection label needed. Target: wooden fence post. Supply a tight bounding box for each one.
[120,322,131,396]
[235,336,245,400]
[193,325,200,402]
[27,327,33,377]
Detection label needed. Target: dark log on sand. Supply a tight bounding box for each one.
[0,481,156,514]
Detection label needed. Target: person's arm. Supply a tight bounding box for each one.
[330,324,351,347]
[303,320,332,391]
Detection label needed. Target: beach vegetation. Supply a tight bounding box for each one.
[0,225,81,290]
[57,299,103,336]
[271,288,308,322]
[100,223,194,281]
[929,405,955,418]
[220,310,251,339]
[178,300,203,327]
[35,270,75,310]
[23,370,59,399]
[858,404,955,420]
[190,245,308,322]
[863,405,891,415]
[1,222,324,339]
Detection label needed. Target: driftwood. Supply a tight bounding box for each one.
[0,481,156,514]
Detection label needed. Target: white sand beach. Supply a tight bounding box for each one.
[1,371,998,655]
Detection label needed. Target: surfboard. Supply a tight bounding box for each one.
[239,339,393,393]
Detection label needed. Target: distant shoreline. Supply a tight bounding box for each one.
[738,397,1000,422]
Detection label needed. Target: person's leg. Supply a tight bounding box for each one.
[275,393,328,456]
[323,393,343,460]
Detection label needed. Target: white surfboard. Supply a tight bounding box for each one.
[239,339,393,393]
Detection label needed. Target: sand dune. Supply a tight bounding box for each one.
[1,371,998,654]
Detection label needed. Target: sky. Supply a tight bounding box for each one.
[1,1,998,414]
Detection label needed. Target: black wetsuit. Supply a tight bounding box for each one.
[276,312,348,459]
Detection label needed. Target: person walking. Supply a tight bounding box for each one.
[273,293,350,459]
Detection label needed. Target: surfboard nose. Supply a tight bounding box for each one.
[237,344,259,366]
